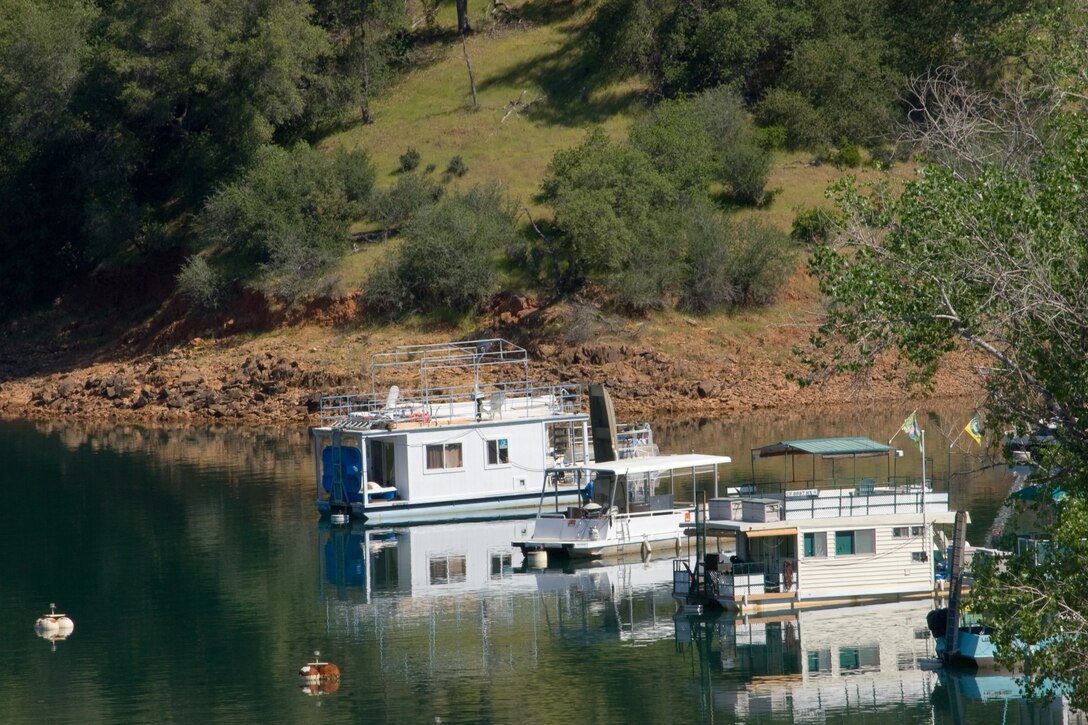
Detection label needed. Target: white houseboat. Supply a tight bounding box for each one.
[673,437,960,614]
[512,453,733,559]
[311,339,654,524]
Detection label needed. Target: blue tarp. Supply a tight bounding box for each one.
[321,445,364,501]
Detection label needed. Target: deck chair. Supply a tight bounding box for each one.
[487,389,505,419]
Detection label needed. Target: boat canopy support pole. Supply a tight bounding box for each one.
[944,509,968,663]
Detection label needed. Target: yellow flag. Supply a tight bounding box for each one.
[965,414,982,446]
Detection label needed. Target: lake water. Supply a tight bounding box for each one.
[0,404,1078,724]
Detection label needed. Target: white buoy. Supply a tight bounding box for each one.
[528,550,548,568]
[35,603,74,638]
[641,539,652,559]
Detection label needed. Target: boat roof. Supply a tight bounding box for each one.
[573,454,732,475]
[752,437,893,459]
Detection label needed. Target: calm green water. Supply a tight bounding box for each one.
[0,407,1073,724]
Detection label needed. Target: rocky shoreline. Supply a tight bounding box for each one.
[0,333,984,426]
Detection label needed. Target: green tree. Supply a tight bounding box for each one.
[778,33,897,144]
[366,184,516,315]
[310,0,406,124]
[695,86,772,204]
[628,99,713,200]
[199,143,374,297]
[539,128,679,292]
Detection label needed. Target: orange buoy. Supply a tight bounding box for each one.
[298,651,340,695]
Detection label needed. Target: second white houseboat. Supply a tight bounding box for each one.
[512,453,733,559]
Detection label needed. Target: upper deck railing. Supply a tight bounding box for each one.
[319,338,586,428]
[319,380,584,428]
[714,477,950,523]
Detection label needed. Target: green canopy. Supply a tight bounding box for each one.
[752,437,894,460]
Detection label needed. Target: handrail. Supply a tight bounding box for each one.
[319,381,584,426]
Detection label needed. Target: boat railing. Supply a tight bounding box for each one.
[616,424,658,459]
[319,381,584,427]
[719,478,949,522]
[674,558,797,601]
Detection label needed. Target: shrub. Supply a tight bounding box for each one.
[757,125,787,151]
[198,143,372,298]
[366,184,517,315]
[540,128,677,290]
[755,88,827,149]
[368,173,444,230]
[680,210,796,312]
[723,141,771,206]
[868,145,896,170]
[446,155,468,177]
[694,86,770,204]
[334,149,377,214]
[835,141,861,168]
[176,255,225,311]
[726,219,796,306]
[791,206,832,246]
[399,147,421,172]
[629,99,713,199]
[363,251,411,316]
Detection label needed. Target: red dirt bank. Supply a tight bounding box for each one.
[0,292,982,425]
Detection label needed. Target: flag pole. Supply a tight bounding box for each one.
[921,428,930,569]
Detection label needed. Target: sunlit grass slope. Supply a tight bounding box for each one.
[324,2,645,213]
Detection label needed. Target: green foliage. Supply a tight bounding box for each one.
[834,141,862,168]
[780,34,897,144]
[723,141,772,206]
[680,209,795,312]
[653,0,811,97]
[199,143,372,297]
[694,86,771,204]
[540,128,678,290]
[176,255,226,312]
[366,184,517,315]
[0,0,337,313]
[754,88,826,149]
[628,99,713,199]
[971,498,1088,709]
[446,155,468,177]
[790,206,832,246]
[399,147,422,172]
[307,0,407,125]
[368,172,444,230]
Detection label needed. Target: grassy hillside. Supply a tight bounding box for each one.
[320,0,901,300]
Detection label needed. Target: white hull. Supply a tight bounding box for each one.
[514,509,695,559]
[318,488,582,524]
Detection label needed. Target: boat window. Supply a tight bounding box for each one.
[628,473,649,506]
[490,552,512,578]
[839,645,880,674]
[835,529,876,555]
[807,649,832,674]
[893,526,924,538]
[425,443,463,470]
[429,554,467,584]
[803,532,827,558]
[486,439,510,466]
